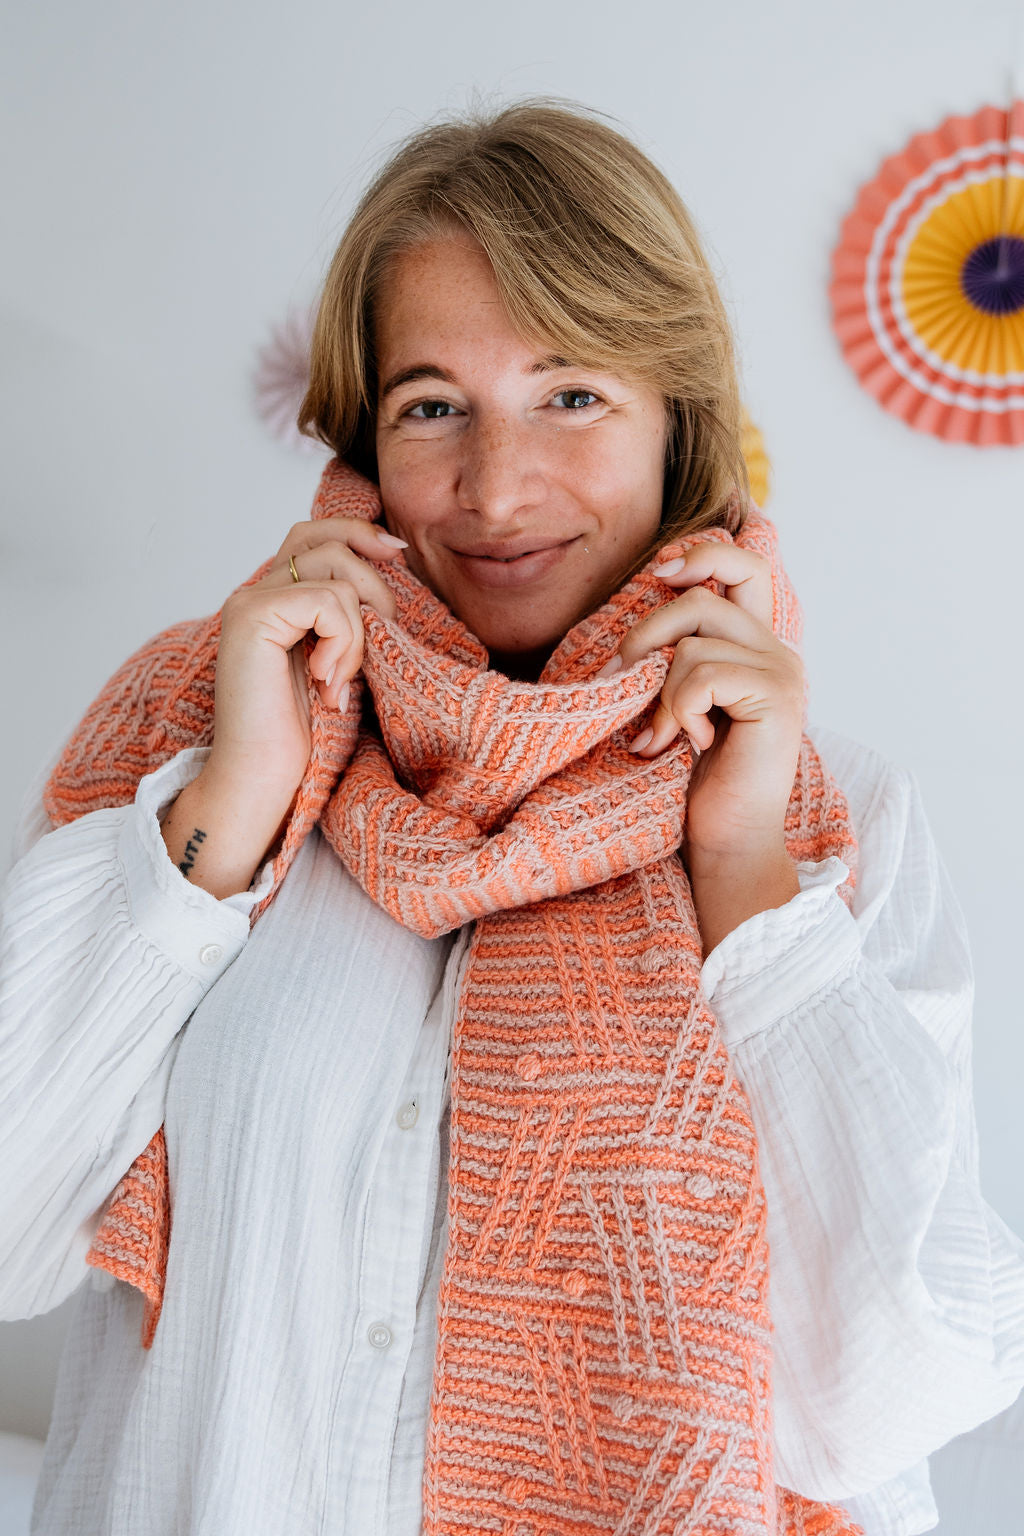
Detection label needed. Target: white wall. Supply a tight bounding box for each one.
[3,1,1022,1529]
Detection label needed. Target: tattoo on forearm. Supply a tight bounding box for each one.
[178,827,208,879]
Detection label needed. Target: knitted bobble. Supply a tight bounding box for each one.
[637,945,674,974]
[502,1477,533,1502]
[686,1173,717,1200]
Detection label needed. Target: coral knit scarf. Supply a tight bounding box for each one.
[45,458,864,1536]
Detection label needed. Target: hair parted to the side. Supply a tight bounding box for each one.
[298,98,751,571]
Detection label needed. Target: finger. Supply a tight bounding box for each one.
[651,542,774,631]
[609,584,774,673]
[629,653,774,757]
[274,516,407,568]
[302,584,367,708]
[273,520,406,608]
[270,538,399,621]
[244,583,363,711]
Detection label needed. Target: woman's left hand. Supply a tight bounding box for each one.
[600,543,806,863]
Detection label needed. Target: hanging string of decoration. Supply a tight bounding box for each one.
[829,97,1024,445]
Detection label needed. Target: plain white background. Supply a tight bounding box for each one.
[2,2,1023,1531]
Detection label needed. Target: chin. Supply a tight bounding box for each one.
[468,620,565,655]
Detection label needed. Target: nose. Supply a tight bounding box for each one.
[455,413,543,523]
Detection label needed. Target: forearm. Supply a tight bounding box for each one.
[160,766,295,900]
[684,839,800,959]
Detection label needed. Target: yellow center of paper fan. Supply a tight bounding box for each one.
[900,172,1024,374]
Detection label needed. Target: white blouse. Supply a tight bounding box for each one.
[2,721,1023,1536]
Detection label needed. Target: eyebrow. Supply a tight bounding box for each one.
[378,355,576,400]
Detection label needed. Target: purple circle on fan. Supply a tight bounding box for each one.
[960,236,1024,316]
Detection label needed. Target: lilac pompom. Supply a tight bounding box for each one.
[252,305,323,453]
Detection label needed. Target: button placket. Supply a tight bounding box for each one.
[322,929,468,1526]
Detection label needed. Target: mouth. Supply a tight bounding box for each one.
[452,536,576,560]
[449,536,581,588]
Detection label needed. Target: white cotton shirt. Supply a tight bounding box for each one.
[2,722,1023,1536]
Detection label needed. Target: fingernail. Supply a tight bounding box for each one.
[325,663,336,688]
[376,529,408,547]
[686,732,701,758]
[629,727,654,752]
[595,655,623,678]
[337,680,350,712]
[653,556,687,578]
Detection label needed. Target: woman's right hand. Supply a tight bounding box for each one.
[211,517,406,796]
[159,516,407,898]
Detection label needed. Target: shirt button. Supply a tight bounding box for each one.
[198,943,223,966]
[396,1099,419,1129]
[368,1322,392,1349]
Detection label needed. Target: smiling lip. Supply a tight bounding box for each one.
[450,536,580,589]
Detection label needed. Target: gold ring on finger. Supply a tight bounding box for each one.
[288,553,301,584]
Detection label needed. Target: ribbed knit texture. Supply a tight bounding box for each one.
[44,458,863,1535]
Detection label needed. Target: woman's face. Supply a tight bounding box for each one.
[373,237,668,677]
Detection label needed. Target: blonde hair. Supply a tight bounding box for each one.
[298,99,751,572]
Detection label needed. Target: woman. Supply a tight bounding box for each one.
[2,100,1023,1536]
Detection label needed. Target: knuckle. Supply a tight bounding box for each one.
[673,635,702,667]
[342,587,366,627]
[322,517,361,544]
[337,576,363,607]
[676,583,712,613]
[779,645,804,683]
[346,622,366,664]
[222,587,252,618]
[322,537,360,562]
[690,660,718,686]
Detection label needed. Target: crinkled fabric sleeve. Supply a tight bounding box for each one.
[0,747,270,1320]
[699,737,1024,1524]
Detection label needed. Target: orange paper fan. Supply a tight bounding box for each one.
[829,98,1024,445]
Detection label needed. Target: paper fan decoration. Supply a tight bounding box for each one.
[740,408,772,506]
[252,304,322,453]
[830,97,1024,445]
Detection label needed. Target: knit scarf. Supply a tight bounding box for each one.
[45,457,864,1536]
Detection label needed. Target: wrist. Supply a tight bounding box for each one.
[159,765,298,899]
[197,754,301,830]
[683,832,792,877]
[683,838,799,959]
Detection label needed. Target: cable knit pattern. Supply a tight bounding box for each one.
[44,458,863,1535]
